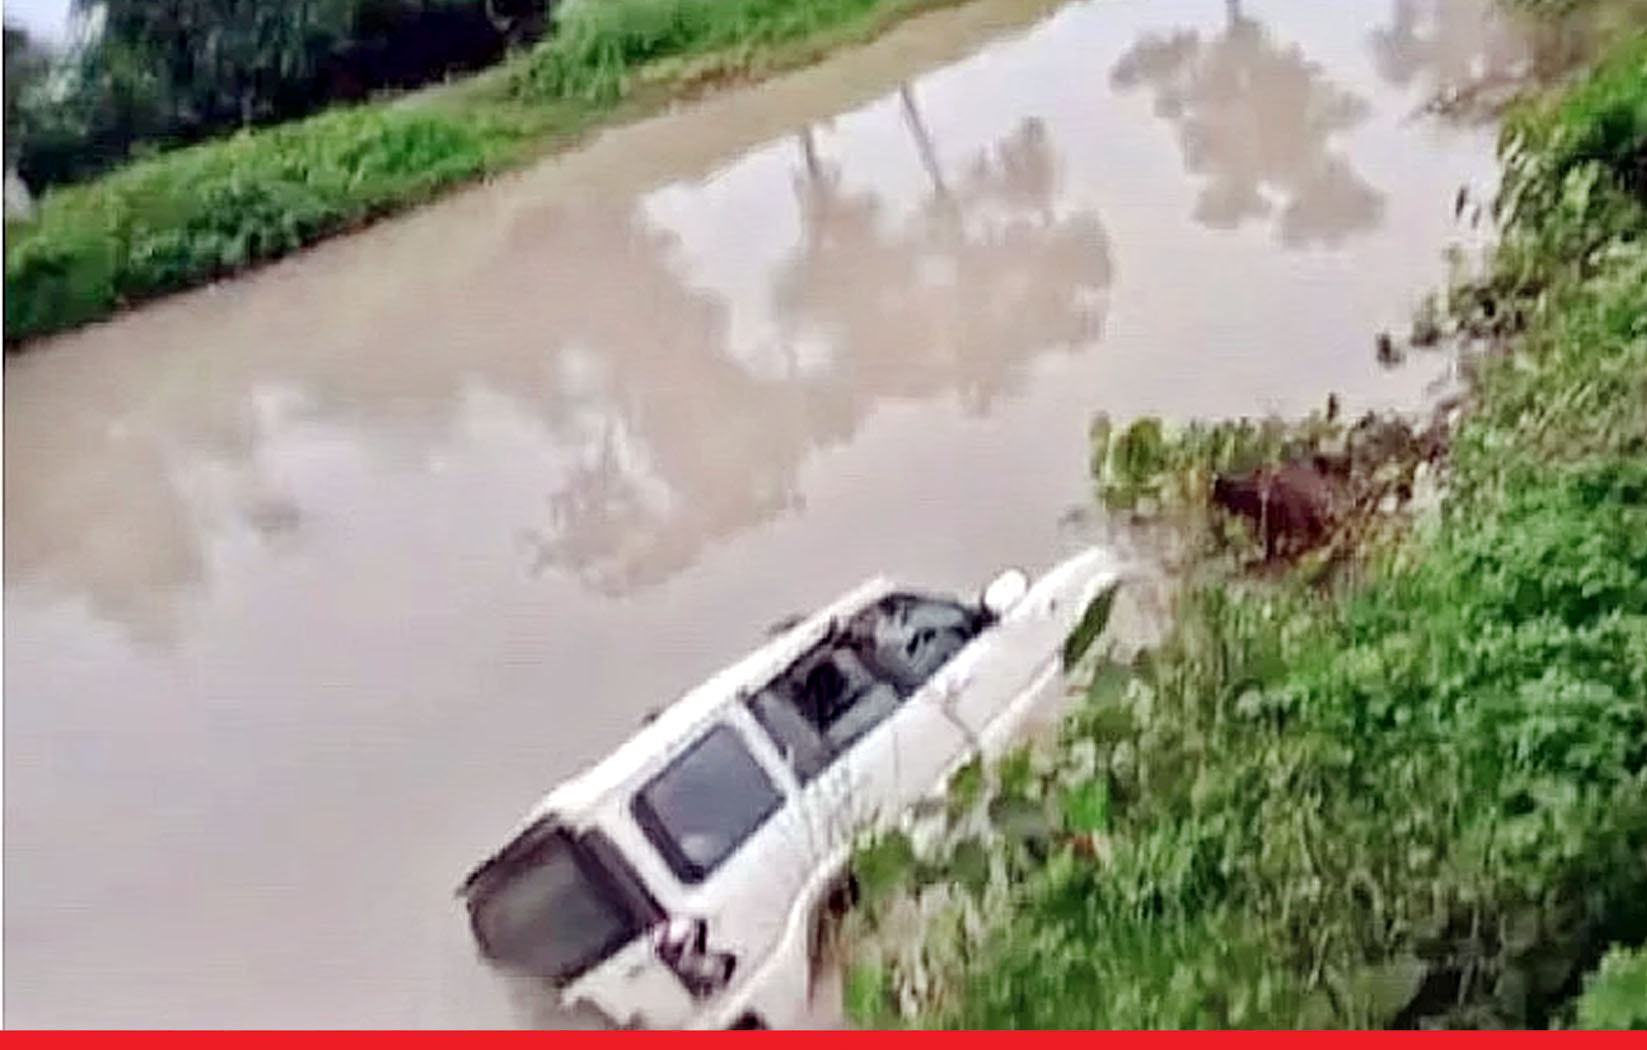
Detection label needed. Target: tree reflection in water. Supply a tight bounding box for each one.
[539,89,1112,595]
[1112,0,1384,248]
[6,87,1114,633]
[1368,0,1550,120]
[774,84,1111,420]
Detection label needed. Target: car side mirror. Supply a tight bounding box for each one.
[980,568,1030,618]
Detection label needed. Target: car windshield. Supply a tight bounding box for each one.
[467,828,644,986]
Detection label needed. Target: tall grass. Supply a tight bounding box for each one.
[844,31,1647,1031]
[511,0,906,103]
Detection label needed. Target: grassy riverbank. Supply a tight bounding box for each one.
[2,0,963,346]
[842,30,1647,1030]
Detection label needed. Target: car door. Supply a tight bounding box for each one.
[745,644,911,863]
[623,717,816,1008]
[563,935,699,1029]
[933,608,1057,750]
[944,554,1121,751]
[844,592,1002,798]
[884,653,988,809]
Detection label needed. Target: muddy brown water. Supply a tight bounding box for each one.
[4,0,1530,1027]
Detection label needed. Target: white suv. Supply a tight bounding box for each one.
[459,547,1122,1029]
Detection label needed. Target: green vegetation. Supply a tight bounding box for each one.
[5,105,527,340]
[511,0,920,103]
[1574,945,1647,1029]
[843,31,1647,1030]
[4,0,957,345]
[5,1,546,192]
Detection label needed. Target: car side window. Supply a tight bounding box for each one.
[747,644,905,782]
[748,687,831,783]
[632,723,783,884]
[809,648,900,750]
[850,593,987,694]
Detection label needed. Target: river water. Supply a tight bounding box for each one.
[3,0,1529,1027]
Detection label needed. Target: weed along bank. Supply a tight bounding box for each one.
[839,21,1647,1032]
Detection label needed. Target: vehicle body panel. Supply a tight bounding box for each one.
[460,547,1123,1029]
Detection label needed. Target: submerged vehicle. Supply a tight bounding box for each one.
[458,547,1122,1029]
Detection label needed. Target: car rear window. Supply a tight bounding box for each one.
[632,723,783,884]
[467,828,646,986]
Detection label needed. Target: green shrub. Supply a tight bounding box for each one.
[5,105,517,342]
[1499,32,1647,227]
[512,0,899,103]
[1575,945,1647,1029]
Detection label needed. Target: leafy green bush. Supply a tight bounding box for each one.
[1447,33,1647,344]
[10,1,548,193]
[848,28,1647,1031]
[1500,32,1647,225]
[1574,944,1647,1029]
[511,0,905,103]
[5,104,520,342]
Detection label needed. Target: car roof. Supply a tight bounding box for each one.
[513,574,903,831]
